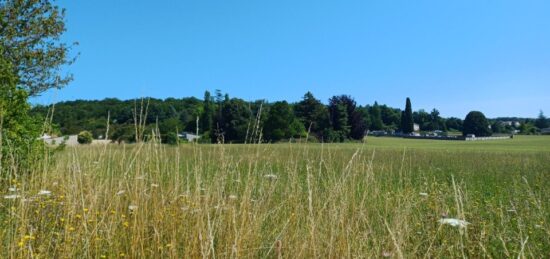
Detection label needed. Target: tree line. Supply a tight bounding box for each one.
[31,91,548,143]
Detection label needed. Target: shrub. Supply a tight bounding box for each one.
[77,131,93,144]
[163,132,179,145]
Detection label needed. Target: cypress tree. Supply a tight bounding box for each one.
[402,97,414,133]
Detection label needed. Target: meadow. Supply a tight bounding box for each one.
[1,136,549,258]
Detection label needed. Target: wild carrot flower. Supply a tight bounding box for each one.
[4,194,20,200]
[264,174,278,180]
[38,190,52,196]
[439,218,470,228]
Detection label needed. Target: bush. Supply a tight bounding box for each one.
[163,132,179,145]
[77,131,93,144]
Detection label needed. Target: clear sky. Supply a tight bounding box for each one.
[31,0,550,118]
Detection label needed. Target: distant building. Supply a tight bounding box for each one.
[542,128,550,135]
[40,135,80,146]
[178,132,200,142]
[413,123,420,132]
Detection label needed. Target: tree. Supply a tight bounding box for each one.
[159,117,183,137]
[445,117,463,132]
[535,110,549,129]
[401,97,414,133]
[519,122,537,135]
[491,121,505,134]
[264,101,304,142]
[0,0,77,96]
[327,95,366,141]
[328,100,349,142]
[369,102,383,131]
[463,111,491,137]
[332,95,366,140]
[200,91,214,134]
[111,124,134,144]
[213,98,251,143]
[77,131,93,144]
[429,108,445,131]
[380,105,400,131]
[294,91,330,138]
[0,55,42,170]
[413,109,430,131]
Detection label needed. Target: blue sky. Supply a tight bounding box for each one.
[32,0,550,118]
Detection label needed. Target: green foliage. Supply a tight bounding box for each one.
[327,95,366,141]
[110,125,135,144]
[368,102,383,131]
[445,117,463,132]
[401,97,414,133]
[463,111,492,137]
[31,97,203,138]
[535,110,548,129]
[329,101,349,140]
[490,121,506,134]
[519,122,537,135]
[200,91,214,134]
[163,132,179,145]
[212,97,252,143]
[29,90,538,143]
[0,55,42,172]
[378,105,400,131]
[428,108,446,131]
[0,0,76,96]
[264,101,304,142]
[77,131,93,144]
[294,92,330,139]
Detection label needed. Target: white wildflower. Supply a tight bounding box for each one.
[439,218,470,228]
[8,187,17,192]
[38,190,52,196]
[419,192,428,196]
[128,205,138,211]
[4,194,20,200]
[264,174,278,180]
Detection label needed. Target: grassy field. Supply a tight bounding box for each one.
[1,136,550,258]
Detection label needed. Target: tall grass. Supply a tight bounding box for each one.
[1,140,549,257]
